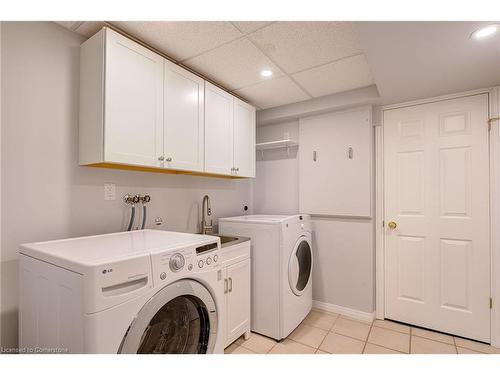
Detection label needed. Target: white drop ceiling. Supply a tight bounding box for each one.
[56,21,500,110]
[354,21,500,104]
[55,21,376,110]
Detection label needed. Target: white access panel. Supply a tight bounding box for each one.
[299,107,373,217]
[19,255,85,353]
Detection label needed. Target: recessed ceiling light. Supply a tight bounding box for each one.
[260,69,273,77]
[471,25,498,40]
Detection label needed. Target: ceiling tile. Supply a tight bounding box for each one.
[55,21,82,31]
[184,38,284,91]
[231,21,274,34]
[292,54,374,97]
[235,76,310,109]
[75,21,105,37]
[249,21,362,73]
[110,21,243,61]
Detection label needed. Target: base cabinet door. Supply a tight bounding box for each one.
[225,258,251,345]
[233,99,256,177]
[104,28,164,167]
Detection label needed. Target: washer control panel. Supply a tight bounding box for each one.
[151,241,220,285]
[169,253,185,272]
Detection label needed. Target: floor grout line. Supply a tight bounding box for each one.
[361,321,375,354]
[227,312,498,354]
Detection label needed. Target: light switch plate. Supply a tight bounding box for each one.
[104,183,116,201]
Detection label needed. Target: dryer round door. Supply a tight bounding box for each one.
[288,235,313,296]
[118,279,217,354]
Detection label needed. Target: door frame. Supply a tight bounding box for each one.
[375,86,500,347]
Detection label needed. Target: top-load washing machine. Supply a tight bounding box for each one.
[219,214,312,340]
[19,230,225,354]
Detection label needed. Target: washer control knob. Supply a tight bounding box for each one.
[160,272,166,280]
[198,259,204,268]
[169,253,185,272]
[206,257,212,265]
[213,254,218,262]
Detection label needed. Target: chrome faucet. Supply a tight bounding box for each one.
[201,195,213,234]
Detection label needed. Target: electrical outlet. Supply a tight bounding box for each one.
[104,183,116,201]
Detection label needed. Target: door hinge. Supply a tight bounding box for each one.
[490,298,493,309]
[488,117,500,131]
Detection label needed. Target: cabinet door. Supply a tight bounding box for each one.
[104,28,163,167]
[233,99,256,178]
[204,82,234,175]
[163,61,204,172]
[226,259,251,343]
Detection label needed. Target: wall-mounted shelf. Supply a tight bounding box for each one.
[256,139,299,151]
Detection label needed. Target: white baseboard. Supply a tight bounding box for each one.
[312,300,375,323]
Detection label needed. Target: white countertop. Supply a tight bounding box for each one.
[20,230,220,271]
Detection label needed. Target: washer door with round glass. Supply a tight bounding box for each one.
[119,279,217,354]
[288,236,312,296]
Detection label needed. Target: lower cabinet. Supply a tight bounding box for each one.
[221,241,251,348]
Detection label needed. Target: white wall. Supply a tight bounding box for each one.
[0,22,253,349]
[255,114,375,314]
[254,121,299,214]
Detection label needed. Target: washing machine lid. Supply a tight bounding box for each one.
[19,230,219,274]
[119,279,218,354]
[219,214,308,224]
[288,236,313,296]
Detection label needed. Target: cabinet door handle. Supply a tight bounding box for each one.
[166,157,172,162]
[228,277,233,292]
[224,278,228,294]
[313,151,317,162]
[235,167,239,172]
[158,156,164,161]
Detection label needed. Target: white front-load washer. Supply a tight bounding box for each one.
[219,214,312,340]
[19,230,225,354]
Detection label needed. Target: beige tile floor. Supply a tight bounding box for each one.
[224,308,500,354]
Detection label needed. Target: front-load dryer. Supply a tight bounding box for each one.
[19,230,225,354]
[219,214,312,340]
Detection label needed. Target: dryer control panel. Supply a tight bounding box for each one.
[150,241,221,286]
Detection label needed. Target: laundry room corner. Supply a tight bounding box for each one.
[2,6,500,366]
[253,95,380,319]
[0,21,254,350]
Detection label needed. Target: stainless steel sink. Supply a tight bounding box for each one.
[212,234,250,248]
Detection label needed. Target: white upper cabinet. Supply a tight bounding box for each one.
[163,61,204,172]
[233,98,256,178]
[205,84,256,177]
[204,82,234,175]
[104,28,164,167]
[79,27,255,178]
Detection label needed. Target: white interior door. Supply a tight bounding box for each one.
[384,93,490,342]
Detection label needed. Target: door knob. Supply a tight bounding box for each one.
[388,221,397,229]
